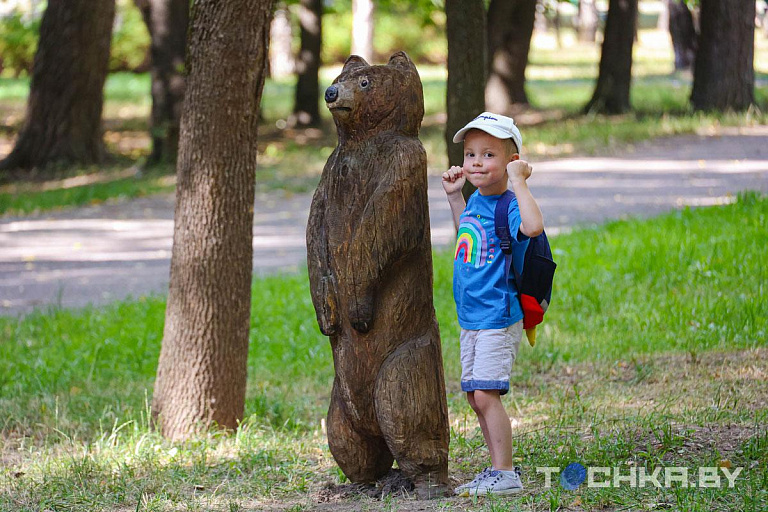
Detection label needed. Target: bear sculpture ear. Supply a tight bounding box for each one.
[388,51,417,73]
[342,55,370,74]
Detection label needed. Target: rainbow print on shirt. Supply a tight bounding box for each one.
[454,216,488,268]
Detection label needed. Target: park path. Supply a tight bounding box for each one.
[2,127,767,316]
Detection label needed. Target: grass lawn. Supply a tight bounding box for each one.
[1,29,768,215]
[1,193,766,511]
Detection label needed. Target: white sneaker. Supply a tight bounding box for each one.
[454,467,492,496]
[468,469,524,496]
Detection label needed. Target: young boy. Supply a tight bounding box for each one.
[442,112,544,496]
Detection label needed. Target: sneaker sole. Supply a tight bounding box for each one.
[468,487,524,496]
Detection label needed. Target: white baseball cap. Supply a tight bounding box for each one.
[452,112,522,154]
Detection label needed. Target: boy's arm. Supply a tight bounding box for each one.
[442,166,466,230]
[507,161,544,237]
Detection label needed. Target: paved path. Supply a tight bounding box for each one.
[2,127,767,316]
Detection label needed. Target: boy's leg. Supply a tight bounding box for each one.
[473,389,514,470]
[470,323,523,471]
[466,391,493,462]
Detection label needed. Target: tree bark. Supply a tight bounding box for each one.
[485,0,537,113]
[351,0,374,62]
[136,0,189,166]
[577,0,599,43]
[691,0,754,112]
[667,0,697,71]
[445,0,486,200]
[152,0,274,441]
[583,0,638,115]
[291,0,323,127]
[0,0,115,172]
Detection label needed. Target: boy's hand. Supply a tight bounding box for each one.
[507,160,533,184]
[442,166,465,196]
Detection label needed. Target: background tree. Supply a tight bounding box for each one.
[690,0,754,111]
[135,0,189,166]
[291,0,323,127]
[270,5,295,79]
[351,0,374,61]
[667,0,697,71]
[485,0,537,113]
[583,0,638,114]
[152,0,274,441]
[445,0,486,200]
[576,0,599,42]
[0,0,115,172]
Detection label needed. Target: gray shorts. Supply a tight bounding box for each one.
[460,321,523,396]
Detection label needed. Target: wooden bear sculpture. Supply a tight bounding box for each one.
[306,52,449,498]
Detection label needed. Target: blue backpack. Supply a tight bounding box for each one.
[494,190,557,346]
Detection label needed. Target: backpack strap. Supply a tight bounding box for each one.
[494,190,523,294]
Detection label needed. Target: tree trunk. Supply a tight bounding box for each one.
[667,0,697,71]
[485,0,537,113]
[584,0,637,114]
[152,0,274,441]
[0,0,115,172]
[657,0,669,30]
[270,6,294,79]
[137,0,189,166]
[553,2,562,49]
[291,0,323,127]
[577,0,599,43]
[445,0,486,200]
[690,0,754,111]
[352,0,374,62]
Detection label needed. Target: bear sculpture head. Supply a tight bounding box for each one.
[324,51,424,143]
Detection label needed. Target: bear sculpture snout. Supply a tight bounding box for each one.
[325,85,338,103]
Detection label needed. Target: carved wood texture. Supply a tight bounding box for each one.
[307,52,450,498]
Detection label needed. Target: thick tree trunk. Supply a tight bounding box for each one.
[0,0,115,172]
[137,0,189,166]
[691,0,754,111]
[351,0,374,62]
[152,0,274,441]
[445,0,486,200]
[485,0,537,113]
[584,0,637,114]
[667,0,697,71]
[291,0,323,127]
[577,0,599,43]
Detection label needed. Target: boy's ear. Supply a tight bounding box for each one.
[509,153,520,162]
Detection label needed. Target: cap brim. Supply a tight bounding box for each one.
[452,123,517,144]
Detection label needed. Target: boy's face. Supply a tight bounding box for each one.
[462,129,519,194]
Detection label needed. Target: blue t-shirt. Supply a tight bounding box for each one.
[453,191,529,330]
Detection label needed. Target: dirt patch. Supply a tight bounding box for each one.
[525,347,768,418]
[316,469,415,502]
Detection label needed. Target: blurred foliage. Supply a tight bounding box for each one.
[311,0,448,64]
[0,6,42,77]
[0,0,150,77]
[319,10,447,64]
[110,0,150,72]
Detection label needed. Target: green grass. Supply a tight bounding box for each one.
[0,166,175,216]
[1,193,766,511]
